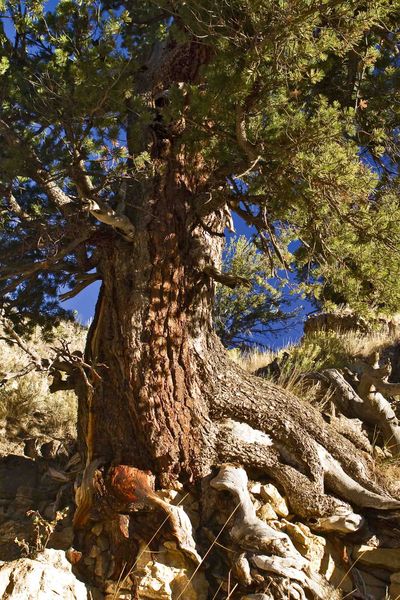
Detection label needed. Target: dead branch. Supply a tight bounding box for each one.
[203,265,251,288]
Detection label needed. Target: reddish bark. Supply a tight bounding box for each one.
[78,155,222,486]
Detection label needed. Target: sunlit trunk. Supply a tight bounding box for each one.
[78,158,223,485]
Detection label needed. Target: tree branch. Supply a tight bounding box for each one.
[59,273,101,301]
[235,104,259,162]
[0,232,91,292]
[203,265,251,289]
[0,120,136,240]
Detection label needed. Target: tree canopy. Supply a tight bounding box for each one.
[0,0,399,328]
[2,4,400,598]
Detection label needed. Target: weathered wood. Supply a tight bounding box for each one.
[322,367,400,455]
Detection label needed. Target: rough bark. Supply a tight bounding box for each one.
[78,156,221,485]
[67,41,400,597]
[70,163,400,596]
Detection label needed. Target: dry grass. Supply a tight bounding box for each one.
[0,320,86,448]
[232,328,400,375]
[229,328,400,411]
[228,347,279,373]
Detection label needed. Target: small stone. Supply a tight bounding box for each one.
[91,522,103,536]
[159,489,180,502]
[281,520,312,551]
[249,482,262,495]
[259,484,289,517]
[105,580,118,594]
[257,503,278,521]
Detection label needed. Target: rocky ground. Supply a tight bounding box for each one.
[1,437,400,599]
[1,313,400,599]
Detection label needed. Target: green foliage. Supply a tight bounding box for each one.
[0,0,399,325]
[214,236,296,347]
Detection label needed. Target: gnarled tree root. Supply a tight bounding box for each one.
[208,464,340,600]
[321,367,400,455]
[71,359,400,598]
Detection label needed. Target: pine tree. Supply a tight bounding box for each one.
[1,1,400,597]
[214,236,296,347]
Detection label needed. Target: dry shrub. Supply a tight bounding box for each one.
[228,347,279,373]
[230,328,400,408]
[0,320,86,445]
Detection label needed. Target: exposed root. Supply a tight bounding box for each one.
[316,442,400,509]
[216,417,400,529]
[322,367,400,455]
[209,464,339,600]
[72,345,400,598]
[210,465,303,559]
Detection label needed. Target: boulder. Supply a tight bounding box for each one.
[304,311,369,335]
[0,549,89,599]
[353,546,400,571]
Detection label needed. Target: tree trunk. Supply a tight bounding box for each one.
[71,157,400,599]
[78,156,222,484]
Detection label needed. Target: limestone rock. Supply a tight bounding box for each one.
[304,310,369,335]
[278,520,353,593]
[353,546,400,571]
[259,484,289,517]
[257,503,278,521]
[0,548,88,599]
[249,482,262,495]
[277,520,325,569]
[136,541,208,599]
